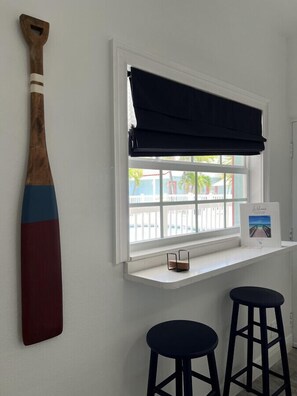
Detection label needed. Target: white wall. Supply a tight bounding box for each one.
[287,36,297,349]
[288,36,297,121]
[0,1,294,395]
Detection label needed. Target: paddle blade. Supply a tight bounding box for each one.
[21,185,63,345]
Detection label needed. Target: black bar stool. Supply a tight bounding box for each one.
[223,286,291,396]
[146,320,221,396]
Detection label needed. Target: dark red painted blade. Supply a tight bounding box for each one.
[21,185,63,345]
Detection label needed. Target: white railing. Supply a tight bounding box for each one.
[130,202,235,242]
[129,206,160,242]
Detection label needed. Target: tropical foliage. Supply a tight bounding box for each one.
[178,156,217,193]
[178,172,211,193]
[129,168,143,193]
[129,156,237,195]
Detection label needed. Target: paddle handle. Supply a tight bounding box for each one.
[20,14,52,185]
[20,14,49,73]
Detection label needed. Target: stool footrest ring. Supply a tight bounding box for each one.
[154,388,172,396]
[232,363,286,382]
[231,378,262,396]
[191,370,212,385]
[230,363,286,396]
[267,337,281,348]
[271,383,287,396]
[252,362,285,381]
[236,327,281,349]
[231,375,287,396]
[253,321,279,334]
[154,368,216,395]
[155,372,176,393]
[207,391,218,396]
[230,366,248,382]
[236,330,262,344]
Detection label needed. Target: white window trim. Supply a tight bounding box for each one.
[112,39,269,265]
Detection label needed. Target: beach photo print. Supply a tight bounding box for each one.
[240,202,281,247]
[249,215,271,238]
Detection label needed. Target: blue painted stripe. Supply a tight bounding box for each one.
[21,185,58,223]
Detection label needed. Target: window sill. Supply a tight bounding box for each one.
[124,240,297,289]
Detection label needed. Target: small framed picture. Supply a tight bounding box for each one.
[240,202,281,247]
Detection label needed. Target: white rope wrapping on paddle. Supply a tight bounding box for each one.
[30,73,44,94]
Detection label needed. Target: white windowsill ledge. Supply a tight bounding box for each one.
[124,240,297,289]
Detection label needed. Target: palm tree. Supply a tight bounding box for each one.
[177,156,221,194]
[179,172,195,193]
[197,173,212,193]
[178,172,211,194]
[129,168,143,194]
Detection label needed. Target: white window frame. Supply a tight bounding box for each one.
[113,39,269,264]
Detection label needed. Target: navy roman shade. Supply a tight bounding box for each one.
[128,68,265,157]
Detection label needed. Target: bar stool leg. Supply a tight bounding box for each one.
[183,358,193,396]
[207,351,221,395]
[223,302,239,396]
[246,306,254,391]
[275,307,292,396]
[147,350,158,396]
[259,308,270,395]
[175,358,183,396]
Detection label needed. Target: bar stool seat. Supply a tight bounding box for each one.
[230,286,284,308]
[223,286,291,396]
[146,320,221,396]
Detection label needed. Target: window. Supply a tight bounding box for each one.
[129,156,248,247]
[113,40,268,263]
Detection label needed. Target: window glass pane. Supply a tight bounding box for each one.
[163,204,196,237]
[226,201,246,228]
[163,170,195,202]
[198,172,224,200]
[226,173,247,199]
[129,168,160,203]
[198,202,224,231]
[222,155,245,166]
[193,155,220,164]
[129,206,160,242]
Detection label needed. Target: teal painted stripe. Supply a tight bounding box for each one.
[21,185,58,224]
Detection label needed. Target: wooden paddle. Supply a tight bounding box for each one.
[20,14,63,345]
